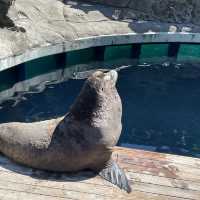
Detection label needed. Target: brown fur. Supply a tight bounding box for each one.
[0,70,122,172]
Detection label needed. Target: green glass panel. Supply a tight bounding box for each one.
[67,48,96,66]
[24,55,58,79]
[104,45,132,61]
[0,67,17,92]
[140,44,168,58]
[139,44,169,63]
[178,44,200,62]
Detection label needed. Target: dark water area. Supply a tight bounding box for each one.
[0,61,200,158]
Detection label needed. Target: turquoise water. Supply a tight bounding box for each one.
[0,61,200,158]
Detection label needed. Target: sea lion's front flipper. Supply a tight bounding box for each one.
[99,160,132,193]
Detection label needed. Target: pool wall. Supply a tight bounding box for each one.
[1,33,200,72]
[2,41,200,96]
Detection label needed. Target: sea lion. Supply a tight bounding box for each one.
[0,70,131,192]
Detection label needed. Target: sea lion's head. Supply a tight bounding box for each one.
[86,70,118,93]
[69,70,120,121]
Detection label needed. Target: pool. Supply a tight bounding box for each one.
[1,57,200,158]
[118,61,200,157]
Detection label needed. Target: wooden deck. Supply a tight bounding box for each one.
[0,147,199,200]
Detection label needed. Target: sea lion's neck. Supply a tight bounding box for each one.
[69,83,103,122]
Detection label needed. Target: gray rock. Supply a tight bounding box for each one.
[84,0,200,25]
[0,0,200,71]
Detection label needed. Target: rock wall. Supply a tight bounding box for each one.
[1,0,200,70]
[83,0,200,25]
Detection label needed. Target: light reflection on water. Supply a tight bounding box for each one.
[0,61,200,158]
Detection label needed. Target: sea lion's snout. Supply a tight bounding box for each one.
[104,70,118,85]
[110,70,118,83]
[88,70,118,91]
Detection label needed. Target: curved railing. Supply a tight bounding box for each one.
[1,32,200,72]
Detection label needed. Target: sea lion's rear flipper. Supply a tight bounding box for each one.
[99,160,132,193]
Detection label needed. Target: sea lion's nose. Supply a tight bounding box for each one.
[109,70,118,82]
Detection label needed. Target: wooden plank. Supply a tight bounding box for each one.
[0,172,199,200]
[1,152,200,183]
[114,147,200,168]
[0,178,123,200]
[129,172,200,191]
[0,189,67,200]
[0,187,187,200]
[133,182,200,200]
[0,147,200,200]
[119,157,200,182]
[0,166,199,198]
[113,148,200,183]
[0,165,199,193]
[0,171,116,195]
